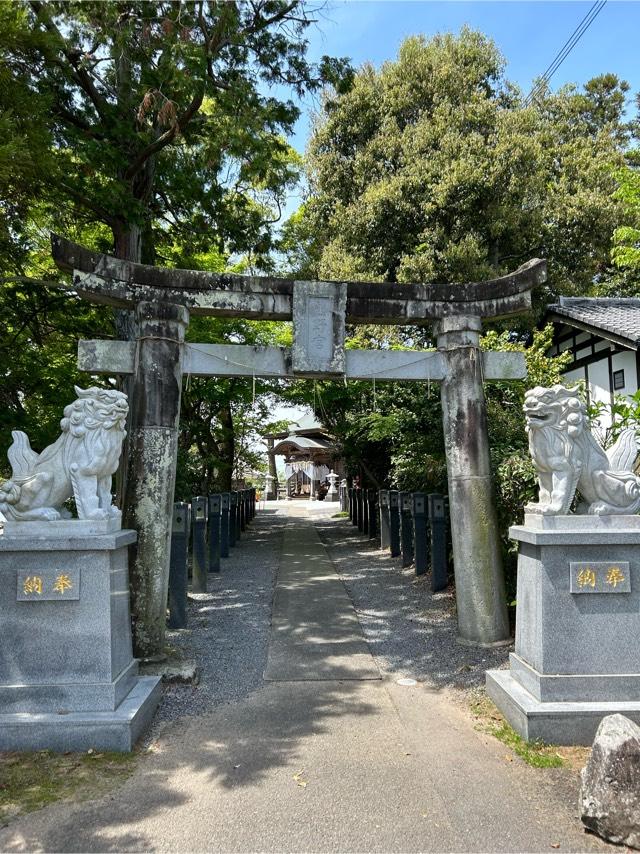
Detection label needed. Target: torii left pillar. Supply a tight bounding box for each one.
[123,301,189,660]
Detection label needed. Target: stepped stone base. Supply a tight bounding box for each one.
[486,670,640,746]
[487,514,640,745]
[0,677,162,752]
[0,527,161,752]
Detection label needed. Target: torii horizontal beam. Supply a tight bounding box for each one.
[78,340,526,382]
[52,235,546,324]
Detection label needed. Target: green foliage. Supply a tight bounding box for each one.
[285,24,630,605]
[482,327,572,599]
[0,1,350,499]
[0,217,113,472]
[611,160,640,272]
[0,1,351,263]
[487,722,564,768]
[0,749,135,823]
[301,30,630,310]
[586,389,640,450]
[471,694,564,767]
[174,315,290,498]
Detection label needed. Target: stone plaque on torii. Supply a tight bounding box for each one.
[52,235,547,657]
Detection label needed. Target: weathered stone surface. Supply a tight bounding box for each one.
[2,517,122,538]
[0,677,161,752]
[524,385,640,515]
[54,233,546,658]
[436,315,510,646]
[0,386,127,522]
[0,531,137,708]
[580,714,640,848]
[123,300,188,660]
[141,659,200,684]
[52,234,546,323]
[0,529,161,750]
[292,281,347,375]
[487,516,640,744]
[486,668,640,745]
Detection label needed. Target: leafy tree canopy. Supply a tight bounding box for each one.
[0,0,351,264]
[611,154,640,274]
[300,30,634,309]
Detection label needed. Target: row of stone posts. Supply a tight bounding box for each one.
[168,488,256,628]
[347,487,448,592]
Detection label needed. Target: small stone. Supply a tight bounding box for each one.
[140,659,200,685]
[580,714,640,849]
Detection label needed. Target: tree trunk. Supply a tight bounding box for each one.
[112,221,141,507]
[219,404,235,492]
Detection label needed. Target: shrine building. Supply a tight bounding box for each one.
[264,414,344,499]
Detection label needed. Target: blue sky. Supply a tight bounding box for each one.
[297,0,639,143]
[280,1,639,212]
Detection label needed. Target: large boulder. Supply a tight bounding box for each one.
[580,714,640,849]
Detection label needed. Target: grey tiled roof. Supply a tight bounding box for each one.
[547,297,640,348]
[272,434,333,454]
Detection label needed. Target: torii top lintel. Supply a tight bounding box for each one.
[51,235,546,325]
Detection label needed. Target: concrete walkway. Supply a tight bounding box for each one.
[0,502,609,853]
[265,513,380,681]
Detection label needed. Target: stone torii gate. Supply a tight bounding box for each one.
[52,235,547,658]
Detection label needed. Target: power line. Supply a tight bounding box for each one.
[532,0,603,93]
[524,0,607,107]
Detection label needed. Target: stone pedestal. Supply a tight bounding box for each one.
[487,515,640,745]
[0,524,161,752]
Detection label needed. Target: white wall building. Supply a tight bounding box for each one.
[546,297,640,431]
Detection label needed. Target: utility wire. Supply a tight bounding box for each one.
[524,0,607,107]
[531,0,603,95]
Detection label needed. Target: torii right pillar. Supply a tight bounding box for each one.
[436,315,510,646]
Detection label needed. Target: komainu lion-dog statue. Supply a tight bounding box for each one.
[0,386,128,522]
[524,384,640,516]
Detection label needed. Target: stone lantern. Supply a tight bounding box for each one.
[264,472,276,501]
[327,470,339,502]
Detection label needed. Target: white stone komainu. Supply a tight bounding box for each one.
[0,385,127,522]
[524,384,640,515]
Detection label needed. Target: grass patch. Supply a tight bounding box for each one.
[0,749,137,824]
[489,722,564,768]
[332,511,350,518]
[470,693,564,768]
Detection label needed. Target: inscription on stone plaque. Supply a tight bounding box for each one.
[17,567,81,601]
[306,296,333,364]
[292,280,347,375]
[570,561,630,594]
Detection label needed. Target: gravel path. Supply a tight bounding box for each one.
[151,500,510,739]
[148,505,285,735]
[313,510,512,691]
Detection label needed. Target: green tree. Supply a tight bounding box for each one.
[0,1,349,266]
[0,1,351,654]
[176,314,291,498]
[611,156,640,273]
[279,30,631,603]
[303,30,630,306]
